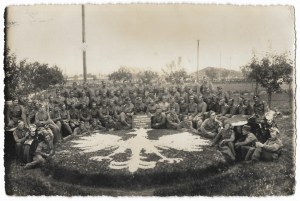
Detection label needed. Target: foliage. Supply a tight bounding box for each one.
[108,66,133,81]
[137,70,158,84]
[4,49,65,99]
[162,57,189,83]
[241,52,293,106]
[204,67,218,80]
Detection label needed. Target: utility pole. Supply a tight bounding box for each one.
[82,5,87,83]
[197,40,199,82]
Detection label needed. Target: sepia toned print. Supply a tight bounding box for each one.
[4,4,295,196]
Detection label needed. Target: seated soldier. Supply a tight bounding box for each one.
[79,102,91,122]
[178,97,189,120]
[178,115,198,134]
[199,111,221,138]
[166,105,181,129]
[134,97,146,115]
[206,96,217,113]
[50,106,62,137]
[54,89,65,107]
[7,98,27,129]
[69,101,80,131]
[236,96,246,115]
[59,104,73,137]
[64,121,90,141]
[243,99,254,116]
[187,95,198,121]
[193,95,207,128]
[151,108,166,129]
[146,98,159,118]
[253,95,269,118]
[99,100,111,128]
[24,131,54,169]
[158,95,170,114]
[13,121,30,164]
[225,98,237,118]
[26,99,39,126]
[250,127,283,161]
[234,125,258,161]
[169,96,180,115]
[35,104,59,144]
[89,118,105,133]
[119,97,134,130]
[90,101,100,121]
[211,122,236,161]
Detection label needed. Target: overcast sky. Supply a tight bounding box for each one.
[6,4,295,76]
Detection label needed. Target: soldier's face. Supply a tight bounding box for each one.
[13,100,18,105]
[18,122,24,129]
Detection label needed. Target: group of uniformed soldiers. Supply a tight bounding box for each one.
[6,80,283,168]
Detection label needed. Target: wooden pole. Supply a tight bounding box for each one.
[82,5,87,83]
[197,40,199,82]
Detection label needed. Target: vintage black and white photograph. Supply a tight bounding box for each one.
[2,1,296,197]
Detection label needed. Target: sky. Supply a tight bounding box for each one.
[6,4,295,76]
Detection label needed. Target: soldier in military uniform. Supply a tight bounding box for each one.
[35,104,58,144]
[24,131,54,169]
[187,95,198,121]
[199,111,222,138]
[69,101,80,131]
[119,97,134,130]
[193,95,207,129]
[178,97,188,120]
[13,121,30,164]
[59,103,73,137]
[166,105,181,129]
[134,97,146,115]
[151,108,166,129]
[253,95,269,117]
[7,98,27,128]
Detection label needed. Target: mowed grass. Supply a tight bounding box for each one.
[154,114,295,196]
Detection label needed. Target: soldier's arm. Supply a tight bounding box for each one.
[200,119,209,135]
[239,133,257,146]
[263,140,283,152]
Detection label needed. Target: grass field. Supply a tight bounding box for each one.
[4,91,295,196]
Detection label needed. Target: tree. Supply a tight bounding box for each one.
[4,49,65,99]
[204,67,218,81]
[108,66,133,81]
[4,48,20,100]
[242,53,293,107]
[137,70,158,84]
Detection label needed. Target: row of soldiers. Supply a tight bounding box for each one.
[6,81,270,143]
[7,80,282,168]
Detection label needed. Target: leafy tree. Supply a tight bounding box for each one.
[108,66,133,81]
[4,48,20,100]
[137,70,158,84]
[242,53,293,107]
[4,49,65,99]
[204,68,218,81]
